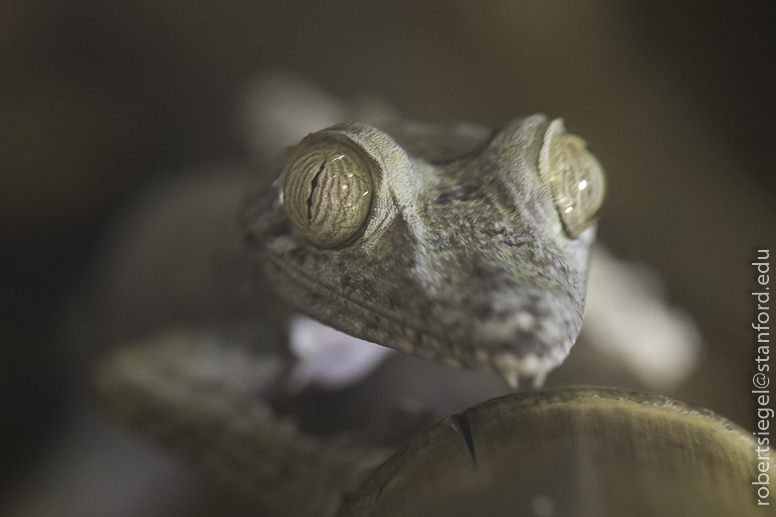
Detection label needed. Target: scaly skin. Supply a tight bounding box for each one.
[245,115,601,388]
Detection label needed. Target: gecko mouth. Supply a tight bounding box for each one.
[262,249,579,385]
[264,253,441,345]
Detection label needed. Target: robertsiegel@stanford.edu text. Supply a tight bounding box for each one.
[753,249,771,506]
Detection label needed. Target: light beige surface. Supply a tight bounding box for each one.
[343,387,768,517]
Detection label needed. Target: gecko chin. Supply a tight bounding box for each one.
[467,289,584,388]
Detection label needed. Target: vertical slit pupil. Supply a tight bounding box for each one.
[307,161,326,222]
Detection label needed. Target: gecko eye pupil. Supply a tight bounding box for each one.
[282,138,374,248]
[539,119,606,238]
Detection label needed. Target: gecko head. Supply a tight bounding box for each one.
[245,115,604,387]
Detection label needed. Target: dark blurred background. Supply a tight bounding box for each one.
[1,0,773,514]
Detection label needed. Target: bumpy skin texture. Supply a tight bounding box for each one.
[245,115,598,387]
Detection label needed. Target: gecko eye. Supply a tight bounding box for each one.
[282,138,375,249]
[539,119,606,238]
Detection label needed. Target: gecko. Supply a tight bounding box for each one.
[95,114,604,517]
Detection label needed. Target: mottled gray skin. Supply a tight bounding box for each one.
[245,115,596,386]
